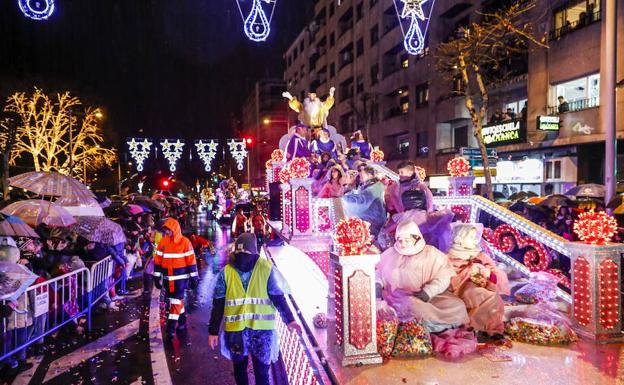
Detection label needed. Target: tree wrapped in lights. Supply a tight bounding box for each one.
[370,149,384,162]
[2,88,116,178]
[447,156,470,177]
[271,149,284,162]
[436,2,547,199]
[573,210,618,245]
[334,218,372,256]
[288,157,310,179]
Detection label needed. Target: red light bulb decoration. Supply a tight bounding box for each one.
[573,210,618,245]
[271,149,284,162]
[599,259,620,329]
[283,190,292,228]
[492,224,550,272]
[288,157,311,179]
[548,268,571,290]
[294,186,310,233]
[317,206,332,233]
[447,156,471,177]
[370,149,384,162]
[335,266,344,345]
[278,167,291,184]
[573,257,592,326]
[334,218,373,256]
[265,159,272,170]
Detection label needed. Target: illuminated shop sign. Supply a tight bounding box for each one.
[481,120,526,147]
[537,115,560,131]
[496,159,544,183]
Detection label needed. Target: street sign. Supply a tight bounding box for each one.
[460,147,498,168]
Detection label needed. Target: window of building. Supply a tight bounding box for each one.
[339,8,354,36]
[383,6,399,34]
[356,75,364,94]
[415,83,429,108]
[330,32,335,47]
[546,160,562,179]
[551,0,601,39]
[329,2,335,17]
[399,88,409,114]
[452,75,464,94]
[370,0,378,9]
[505,99,527,117]
[330,62,336,78]
[340,112,353,132]
[293,47,298,59]
[416,131,429,158]
[401,54,409,68]
[453,126,468,149]
[356,38,364,57]
[370,25,379,46]
[340,77,355,99]
[339,43,354,68]
[551,73,600,113]
[370,63,379,85]
[398,134,410,156]
[356,2,364,21]
[299,40,304,52]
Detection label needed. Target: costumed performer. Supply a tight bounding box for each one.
[350,130,373,159]
[310,128,338,159]
[282,87,335,129]
[284,124,311,161]
[447,223,509,338]
[376,221,469,332]
[341,165,387,239]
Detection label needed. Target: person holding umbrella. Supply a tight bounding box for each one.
[153,218,199,341]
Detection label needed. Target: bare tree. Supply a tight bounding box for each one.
[1,88,116,179]
[436,1,547,199]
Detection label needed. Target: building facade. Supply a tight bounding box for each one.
[240,78,289,187]
[282,0,623,195]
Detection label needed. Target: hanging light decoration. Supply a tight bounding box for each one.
[195,140,219,172]
[19,0,55,20]
[160,139,185,172]
[127,138,153,172]
[234,0,277,42]
[393,0,435,56]
[227,139,248,171]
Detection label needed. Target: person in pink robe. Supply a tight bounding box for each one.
[318,166,345,198]
[377,221,469,332]
[447,223,509,337]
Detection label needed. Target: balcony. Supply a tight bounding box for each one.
[550,10,601,40]
[383,106,408,120]
[547,97,599,115]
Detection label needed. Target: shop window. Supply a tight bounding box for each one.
[551,0,601,40]
[454,126,468,149]
[550,73,600,114]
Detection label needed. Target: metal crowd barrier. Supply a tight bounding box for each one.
[1,255,123,363]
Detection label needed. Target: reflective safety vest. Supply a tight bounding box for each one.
[223,257,276,332]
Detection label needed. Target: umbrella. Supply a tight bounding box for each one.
[0,262,39,301]
[167,196,184,205]
[9,171,95,201]
[538,194,574,208]
[72,216,126,245]
[509,191,537,201]
[607,194,624,210]
[126,196,165,211]
[125,204,149,215]
[1,200,76,228]
[526,196,545,204]
[575,197,604,211]
[565,183,605,198]
[152,193,166,200]
[0,213,39,238]
[55,196,105,217]
[115,219,143,233]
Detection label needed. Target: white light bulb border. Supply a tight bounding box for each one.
[19,0,54,20]
[227,139,248,171]
[160,139,185,172]
[234,0,277,42]
[195,139,219,172]
[127,138,153,172]
[393,0,435,56]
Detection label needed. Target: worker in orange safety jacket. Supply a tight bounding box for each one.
[153,218,199,340]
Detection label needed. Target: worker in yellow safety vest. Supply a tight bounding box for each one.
[208,233,301,385]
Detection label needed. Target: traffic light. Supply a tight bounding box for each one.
[244,136,254,150]
[161,179,170,189]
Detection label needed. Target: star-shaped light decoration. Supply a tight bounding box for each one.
[195,140,219,172]
[127,138,153,172]
[160,139,185,172]
[227,139,248,171]
[401,0,426,20]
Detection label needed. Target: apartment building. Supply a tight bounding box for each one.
[240,78,289,186]
[283,0,623,194]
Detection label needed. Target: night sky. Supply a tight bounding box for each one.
[0,0,313,145]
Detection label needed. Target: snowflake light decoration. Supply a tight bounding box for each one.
[227,139,248,171]
[160,139,185,172]
[127,138,153,172]
[573,210,618,245]
[394,0,435,55]
[19,0,55,20]
[195,140,219,172]
[234,0,277,42]
[447,156,471,177]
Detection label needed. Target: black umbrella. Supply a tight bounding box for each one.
[539,194,574,208]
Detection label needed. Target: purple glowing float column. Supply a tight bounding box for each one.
[448,176,476,223]
[280,183,292,236]
[329,252,382,366]
[289,178,313,237]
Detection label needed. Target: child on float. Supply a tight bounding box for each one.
[446,223,509,340]
[376,221,469,332]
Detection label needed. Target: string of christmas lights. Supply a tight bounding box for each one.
[195,139,219,172]
[160,139,185,172]
[227,139,248,171]
[127,138,153,172]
